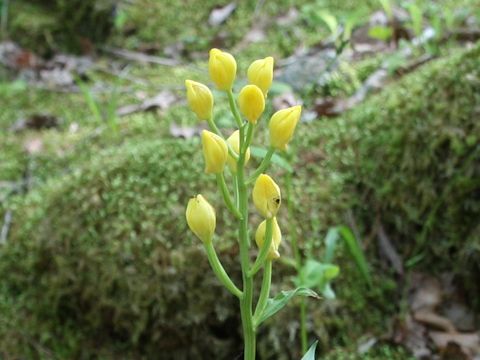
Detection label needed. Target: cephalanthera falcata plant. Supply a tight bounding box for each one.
[185,49,318,360]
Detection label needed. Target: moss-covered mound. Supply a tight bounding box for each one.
[0,132,397,358]
[0,139,247,358]
[317,43,480,297]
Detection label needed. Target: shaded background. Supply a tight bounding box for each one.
[0,0,479,359]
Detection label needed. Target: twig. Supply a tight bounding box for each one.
[376,222,404,275]
[0,209,12,244]
[395,53,435,76]
[102,46,180,67]
[445,28,480,42]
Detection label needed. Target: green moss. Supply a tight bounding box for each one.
[324,344,413,359]
[0,138,244,358]
[315,43,480,302]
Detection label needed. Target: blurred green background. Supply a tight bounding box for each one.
[0,0,479,359]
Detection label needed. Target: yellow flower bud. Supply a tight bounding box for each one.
[269,105,302,151]
[186,194,216,244]
[185,80,214,120]
[226,130,250,173]
[247,56,274,96]
[238,85,265,124]
[201,130,228,174]
[252,174,281,218]
[209,48,237,90]
[255,217,282,260]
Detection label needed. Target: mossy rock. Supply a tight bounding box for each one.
[314,43,480,302]
[0,129,399,358]
[0,138,245,358]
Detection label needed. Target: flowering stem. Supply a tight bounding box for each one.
[217,173,242,220]
[237,127,256,360]
[248,218,273,277]
[253,260,272,326]
[227,90,243,129]
[204,242,242,298]
[243,123,255,154]
[246,147,275,184]
[207,116,222,136]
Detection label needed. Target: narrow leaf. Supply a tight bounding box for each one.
[323,227,341,263]
[318,10,338,36]
[338,226,372,285]
[379,0,393,20]
[250,146,293,173]
[301,340,318,360]
[258,288,319,324]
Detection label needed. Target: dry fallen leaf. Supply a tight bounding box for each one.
[169,123,204,139]
[208,2,237,26]
[430,331,480,358]
[117,91,177,116]
[272,92,299,111]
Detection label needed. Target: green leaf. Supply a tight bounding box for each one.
[296,260,339,299]
[324,227,341,263]
[323,226,372,286]
[338,226,372,285]
[379,0,393,20]
[250,146,293,173]
[297,260,339,288]
[301,340,318,360]
[368,25,393,41]
[318,10,338,36]
[408,3,423,37]
[322,283,336,299]
[258,288,319,324]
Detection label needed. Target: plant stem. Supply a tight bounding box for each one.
[227,90,243,129]
[247,147,275,184]
[207,116,222,136]
[236,113,256,360]
[217,173,242,220]
[253,260,272,325]
[243,122,255,154]
[300,299,308,353]
[249,218,273,276]
[204,242,242,298]
[238,165,256,359]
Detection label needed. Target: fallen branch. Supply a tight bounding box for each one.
[0,210,12,244]
[102,47,180,67]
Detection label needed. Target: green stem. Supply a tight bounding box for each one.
[207,116,239,161]
[207,116,222,136]
[253,260,272,326]
[300,300,307,353]
[204,242,242,298]
[237,132,256,360]
[243,123,255,154]
[227,90,243,129]
[246,147,275,184]
[217,173,242,220]
[249,218,273,277]
[233,176,240,209]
